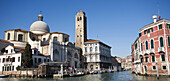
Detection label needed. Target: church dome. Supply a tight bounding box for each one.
[30,14,50,34]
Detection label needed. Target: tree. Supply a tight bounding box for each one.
[22,43,33,68]
[16,66,21,71]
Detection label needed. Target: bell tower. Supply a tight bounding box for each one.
[75,11,87,50]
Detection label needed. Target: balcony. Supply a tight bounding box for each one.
[150,49,155,54]
[158,47,165,53]
[4,61,12,65]
[144,50,149,54]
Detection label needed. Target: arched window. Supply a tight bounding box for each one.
[7,33,10,40]
[151,39,154,49]
[145,41,148,50]
[160,37,164,47]
[161,54,165,61]
[85,47,87,53]
[18,34,23,41]
[95,46,97,52]
[32,37,35,41]
[168,36,170,47]
[77,17,79,21]
[43,38,46,41]
[151,55,155,62]
[90,47,93,52]
[38,58,41,63]
[141,43,143,51]
[74,53,78,59]
[53,37,57,41]
[80,17,82,20]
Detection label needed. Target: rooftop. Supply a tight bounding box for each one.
[5,29,28,32]
[139,19,170,32]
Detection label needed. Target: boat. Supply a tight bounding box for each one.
[98,71,102,74]
[69,73,77,77]
[0,75,9,78]
[76,72,84,76]
[107,70,111,73]
[90,71,98,74]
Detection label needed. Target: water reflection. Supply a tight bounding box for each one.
[1,71,170,81]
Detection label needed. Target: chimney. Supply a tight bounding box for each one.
[152,15,157,23]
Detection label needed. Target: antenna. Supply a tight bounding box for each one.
[157,2,161,19]
[96,35,98,40]
[40,11,42,14]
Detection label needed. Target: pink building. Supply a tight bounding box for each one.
[132,15,170,75]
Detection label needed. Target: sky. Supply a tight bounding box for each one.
[0,0,170,58]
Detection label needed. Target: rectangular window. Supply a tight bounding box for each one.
[166,24,169,29]
[35,58,37,63]
[44,59,46,62]
[12,66,14,71]
[139,33,142,37]
[168,36,170,47]
[141,43,143,51]
[147,29,150,33]
[141,58,143,63]
[7,33,10,40]
[3,58,5,62]
[6,50,8,53]
[161,54,165,61]
[152,55,155,62]
[18,57,20,62]
[163,66,166,70]
[166,24,170,29]
[38,58,41,63]
[90,47,92,52]
[2,66,4,71]
[96,55,98,60]
[151,40,154,49]
[159,24,162,30]
[145,41,148,50]
[153,66,156,70]
[135,43,137,50]
[144,30,147,34]
[151,28,153,32]
[12,57,15,62]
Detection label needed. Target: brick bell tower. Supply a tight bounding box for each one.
[75,11,87,50]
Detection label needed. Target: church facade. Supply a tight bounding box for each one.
[0,13,81,71]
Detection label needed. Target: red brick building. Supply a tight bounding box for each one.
[132,15,170,75]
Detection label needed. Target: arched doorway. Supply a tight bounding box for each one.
[90,65,93,71]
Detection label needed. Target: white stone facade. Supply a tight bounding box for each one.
[0,45,50,71]
[83,39,111,71]
[0,14,81,72]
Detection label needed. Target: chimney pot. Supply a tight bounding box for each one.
[152,15,157,23]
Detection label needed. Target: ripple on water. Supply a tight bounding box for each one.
[1,71,170,81]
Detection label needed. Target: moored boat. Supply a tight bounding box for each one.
[98,71,102,74]
[107,70,111,73]
[0,75,9,78]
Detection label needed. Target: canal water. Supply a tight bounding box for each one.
[1,71,170,81]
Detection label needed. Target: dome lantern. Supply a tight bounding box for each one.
[38,14,43,21]
[30,13,50,34]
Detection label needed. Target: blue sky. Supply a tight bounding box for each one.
[0,0,170,58]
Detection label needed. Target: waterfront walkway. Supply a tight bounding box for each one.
[0,71,170,81]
